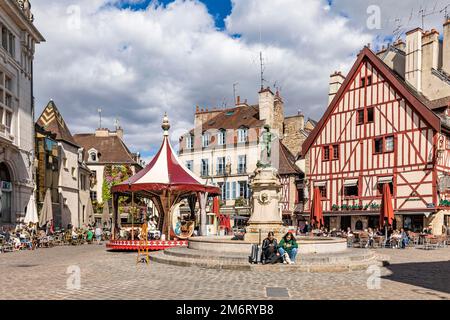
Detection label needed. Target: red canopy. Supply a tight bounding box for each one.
[310,187,324,228]
[380,183,394,228]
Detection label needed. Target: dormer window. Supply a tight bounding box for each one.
[88,148,98,162]
[78,148,84,163]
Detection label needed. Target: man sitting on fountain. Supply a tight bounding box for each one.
[278,232,298,265]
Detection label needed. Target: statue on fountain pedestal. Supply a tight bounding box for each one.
[257,125,277,169]
[245,125,287,243]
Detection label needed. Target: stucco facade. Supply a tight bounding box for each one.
[0,0,44,227]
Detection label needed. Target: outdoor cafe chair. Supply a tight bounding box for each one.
[53,233,64,246]
[346,236,354,248]
[64,232,72,245]
[437,235,447,248]
[424,237,439,250]
[0,239,14,253]
[357,234,369,248]
[409,233,420,247]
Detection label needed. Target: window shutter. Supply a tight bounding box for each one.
[232,182,237,199]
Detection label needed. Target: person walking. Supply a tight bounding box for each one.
[95,226,103,245]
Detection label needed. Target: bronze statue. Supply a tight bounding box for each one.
[257,125,277,168]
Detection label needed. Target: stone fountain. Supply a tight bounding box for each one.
[244,166,287,243]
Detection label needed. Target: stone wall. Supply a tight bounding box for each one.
[283,115,304,157]
[273,95,285,137]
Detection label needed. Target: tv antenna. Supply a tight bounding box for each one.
[260,51,266,91]
[97,108,102,129]
[440,4,450,20]
[392,17,404,42]
[221,98,227,108]
[419,3,439,29]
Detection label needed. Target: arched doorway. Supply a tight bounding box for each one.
[355,220,363,231]
[0,163,13,224]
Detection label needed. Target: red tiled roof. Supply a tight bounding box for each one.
[189,105,265,134]
[302,47,442,156]
[73,133,138,165]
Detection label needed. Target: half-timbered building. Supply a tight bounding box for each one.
[301,22,450,235]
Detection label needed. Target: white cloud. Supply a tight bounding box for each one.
[33,0,419,158]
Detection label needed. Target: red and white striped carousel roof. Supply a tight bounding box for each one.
[112,115,220,195]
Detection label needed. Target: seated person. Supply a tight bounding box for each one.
[86,229,94,243]
[400,228,409,249]
[262,232,281,264]
[278,232,299,265]
[72,229,79,240]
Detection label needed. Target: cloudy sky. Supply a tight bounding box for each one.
[31,0,450,162]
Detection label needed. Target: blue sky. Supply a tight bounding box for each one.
[117,0,232,29]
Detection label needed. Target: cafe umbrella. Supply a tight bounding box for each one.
[310,187,324,232]
[38,189,53,229]
[101,201,111,228]
[380,183,395,246]
[24,193,39,224]
[84,198,96,226]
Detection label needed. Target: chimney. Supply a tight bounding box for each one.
[422,29,440,72]
[443,19,450,74]
[329,71,345,105]
[236,96,240,106]
[405,27,423,92]
[115,127,124,140]
[95,128,109,137]
[393,39,406,51]
[298,111,305,131]
[258,87,275,128]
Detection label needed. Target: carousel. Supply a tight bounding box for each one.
[106,114,220,251]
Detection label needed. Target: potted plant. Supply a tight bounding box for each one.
[332,204,340,211]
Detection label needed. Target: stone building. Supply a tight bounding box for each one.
[35,100,91,228]
[73,127,142,221]
[0,0,44,227]
[301,21,450,234]
[178,88,314,231]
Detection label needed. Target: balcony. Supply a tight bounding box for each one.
[201,172,210,178]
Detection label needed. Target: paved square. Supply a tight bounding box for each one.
[0,245,449,300]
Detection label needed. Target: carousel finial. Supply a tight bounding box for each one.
[162,113,170,136]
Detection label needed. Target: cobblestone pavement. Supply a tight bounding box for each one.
[0,245,449,300]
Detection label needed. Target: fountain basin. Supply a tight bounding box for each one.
[188,236,347,255]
